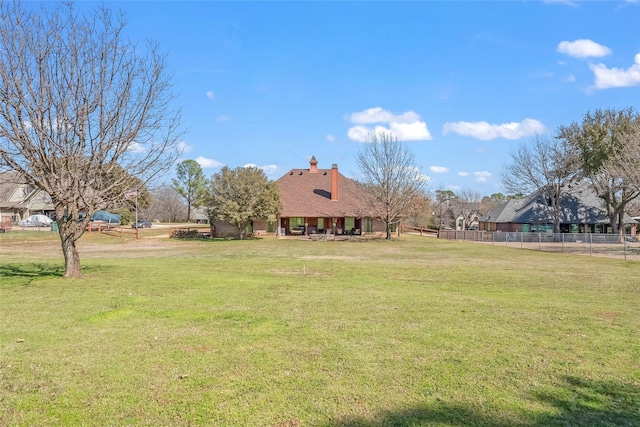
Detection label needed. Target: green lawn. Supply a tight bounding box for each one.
[1,233,639,426]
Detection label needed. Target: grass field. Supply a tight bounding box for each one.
[1,231,639,426]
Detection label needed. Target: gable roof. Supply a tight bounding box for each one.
[276,159,365,218]
[479,182,637,225]
[0,172,54,211]
[0,172,28,208]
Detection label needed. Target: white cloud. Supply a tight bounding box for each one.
[346,107,432,142]
[261,164,278,175]
[206,91,215,100]
[326,134,336,142]
[590,53,640,89]
[557,39,612,58]
[458,171,469,177]
[217,115,232,122]
[128,142,146,153]
[243,163,278,175]
[430,166,449,174]
[473,171,492,183]
[196,156,224,169]
[447,185,461,191]
[442,118,546,140]
[405,166,430,183]
[388,121,432,141]
[543,0,579,7]
[347,125,372,142]
[177,140,193,153]
[566,74,576,83]
[418,174,431,183]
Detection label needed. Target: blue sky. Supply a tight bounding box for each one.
[78,1,640,195]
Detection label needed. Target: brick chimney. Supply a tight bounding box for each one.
[309,156,318,173]
[331,164,339,201]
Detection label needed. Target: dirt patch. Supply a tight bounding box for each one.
[297,255,363,261]
[596,312,619,318]
[0,232,197,260]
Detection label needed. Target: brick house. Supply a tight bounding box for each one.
[258,156,386,237]
[478,182,637,234]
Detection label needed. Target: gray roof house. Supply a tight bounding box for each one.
[0,172,54,224]
[478,182,637,234]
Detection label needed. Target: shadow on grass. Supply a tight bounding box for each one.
[0,262,64,280]
[329,404,513,427]
[328,376,640,427]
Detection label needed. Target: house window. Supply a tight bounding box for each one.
[364,218,373,232]
[531,224,552,233]
[289,217,304,230]
[317,218,324,230]
[570,224,579,233]
[522,224,531,233]
[267,220,276,233]
[345,217,355,232]
[390,223,397,232]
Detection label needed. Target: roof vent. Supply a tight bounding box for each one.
[323,171,327,175]
[289,171,293,175]
[299,171,303,175]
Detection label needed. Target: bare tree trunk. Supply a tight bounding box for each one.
[55,205,90,278]
[60,233,82,278]
[616,211,624,235]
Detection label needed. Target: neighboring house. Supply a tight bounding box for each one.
[270,156,387,236]
[191,208,209,224]
[478,182,637,234]
[455,210,480,231]
[0,172,54,223]
[436,208,456,230]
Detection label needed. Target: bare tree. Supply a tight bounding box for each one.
[144,185,186,223]
[0,2,181,276]
[356,131,428,240]
[452,189,482,230]
[558,108,640,234]
[502,135,578,233]
[433,189,457,229]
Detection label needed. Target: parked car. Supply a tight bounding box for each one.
[132,220,152,229]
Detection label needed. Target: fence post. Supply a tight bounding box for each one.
[562,233,564,253]
[539,232,541,251]
[520,231,523,249]
[624,236,627,260]
[589,233,592,256]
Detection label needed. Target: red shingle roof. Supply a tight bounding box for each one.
[276,162,365,218]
